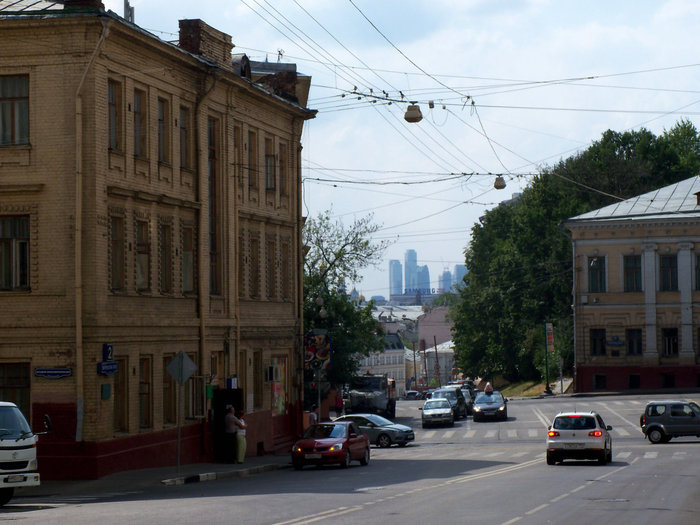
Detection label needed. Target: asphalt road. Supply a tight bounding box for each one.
[3,393,699,524]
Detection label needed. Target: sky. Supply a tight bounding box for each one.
[103,0,700,299]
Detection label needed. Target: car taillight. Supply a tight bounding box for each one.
[589,430,603,437]
[548,430,559,437]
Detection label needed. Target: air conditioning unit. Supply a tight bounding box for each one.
[580,295,588,304]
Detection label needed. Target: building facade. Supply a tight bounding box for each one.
[565,177,700,392]
[389,259,402,296]
[0,1,314,478]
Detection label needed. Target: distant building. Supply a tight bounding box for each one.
[453,264,467,288]
[389,259,402,296]
[438,269,452,293]
[417,265,431,294]
[357,333,407,395]
[564,176,700,392]
[404,249,418,293]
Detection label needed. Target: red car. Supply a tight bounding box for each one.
[291,421,370,470]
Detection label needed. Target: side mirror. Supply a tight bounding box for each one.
[418,407,423,411]
[36,414,52,435]
[606,425,612,431]
[349,432,358,438]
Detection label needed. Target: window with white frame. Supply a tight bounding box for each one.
[0,216,29,291]
[0,75,29,146]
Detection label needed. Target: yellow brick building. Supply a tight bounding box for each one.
[0,1,314,478]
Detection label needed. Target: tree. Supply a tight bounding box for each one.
[303,211,391,388]
[451,121,700,383]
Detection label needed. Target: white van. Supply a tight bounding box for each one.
[0,402,51,506]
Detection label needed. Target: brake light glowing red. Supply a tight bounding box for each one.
[589,430,603,437]
[548,430,559,437]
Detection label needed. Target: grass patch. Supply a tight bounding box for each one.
[500,381,546,397]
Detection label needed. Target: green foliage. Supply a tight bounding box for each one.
[452,121,700,382]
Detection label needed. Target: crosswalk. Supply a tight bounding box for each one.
[412,425,643,441]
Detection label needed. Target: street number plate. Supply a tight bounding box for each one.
[6,475,26,483]
[563,443,585,449]
[305,454,322,459]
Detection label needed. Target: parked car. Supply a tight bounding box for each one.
[291,421,370,470]
[546,411,612,465]
[335,413,415,448]
[424,388,437,399]
[460,387,475,414]
[404,390,422,400]
[420,398,454,428]
[472,391,508,421]
[431,387,468,419]
[640,399,700,444]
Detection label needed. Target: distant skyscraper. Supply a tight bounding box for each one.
[453,264,467,288]
[404,249,418,293]
[389,260,402,296]
[417,265,431,294]
[438,269,452,293]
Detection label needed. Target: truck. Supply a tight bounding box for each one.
[0,402,51,506]
[345,374,396,418]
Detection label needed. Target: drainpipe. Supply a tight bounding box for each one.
[293,117,304,433]
[74,18,110,442]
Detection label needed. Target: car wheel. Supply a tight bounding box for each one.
[341,450,351,468]
[377,433,392,448]
[606,444,613,463]
[598,449,607,465]
[449,418,455,427]
[360,447,370,466]
[661,435,672,443]
[0,488,14,507]
[292,460,304,471]
[647,428,665,444]
[546,452,556,466]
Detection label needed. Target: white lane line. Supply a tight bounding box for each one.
[444,430,456,438]
[672,452,687,460]
[511,451,528,458]
[614,427,630,436]
[501,518,522,525]
[528,429,539,438]
[422,431,436,439]
[507,429,518,438]
[485,430,497,438]
[644,451,658,459]
[616,451,631,459]
[464,430,476,439]
[484,451,504,458]
[525,503,549,515]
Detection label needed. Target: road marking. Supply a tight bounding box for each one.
[464,430,476,439]
[616,451,631,459]
[511,451,528,458]
[484,451,504,458]
[444,430,455,438]
[531,406,551,427]
[644,451,658,459]
[672,452,687,460]
[422,430,436,438]
[501,518,522,525]
[507,429,517,438]
[550,493,569,503]
[525,503,549,515]
[484,430,497,438]
[528,429,539,438]
[614,427,630,436]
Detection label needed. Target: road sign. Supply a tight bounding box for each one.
[166,351,197,386]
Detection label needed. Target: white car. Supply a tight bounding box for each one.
[546,411,612,465]
[420,398,454,428]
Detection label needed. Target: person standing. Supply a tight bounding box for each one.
[235,409,247,464]
[335,391,344,418]
[308,404,318,426]
[224,405,238,463]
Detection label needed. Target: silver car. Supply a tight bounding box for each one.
[420,398,454,428]
[335,414,415,448]
[546,411,612,465]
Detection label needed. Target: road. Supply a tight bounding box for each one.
[4,393,699,524]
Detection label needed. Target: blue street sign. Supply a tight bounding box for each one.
[34,368,72,379]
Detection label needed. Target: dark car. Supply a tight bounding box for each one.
[291,421,370,469]
[460,387,475,414]
[404,390,422,400]
[472,391,508,421]
[640,400,700,444]
[431,387,468,419]
[335,413,415,448]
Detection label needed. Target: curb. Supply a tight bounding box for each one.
[160,462,290,486]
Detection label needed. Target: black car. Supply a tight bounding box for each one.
[472,391,508,421]
[431,387,468,419]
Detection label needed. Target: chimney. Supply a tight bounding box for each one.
[63,0,105,9]
[179,19,233,71]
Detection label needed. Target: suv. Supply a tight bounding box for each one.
[640,400,700,444]
[431,387,468,419]
[546,411,612,465]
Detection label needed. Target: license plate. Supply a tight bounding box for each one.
[305,453,322,459]
[6,475,26,483]
[564,443,585,449]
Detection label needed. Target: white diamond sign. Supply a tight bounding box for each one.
[166,351,198,386]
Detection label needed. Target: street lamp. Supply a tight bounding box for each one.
[404,103,423,123]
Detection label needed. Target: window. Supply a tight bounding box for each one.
[108,80,122,151]
[135,220,150,291]
[208,117,221,295]
[623,255,642,292]
[139,357,152,429]
[280,240,290,299]
[279,143,288,196]
[159,222,172,294]
[179,106,191,169]
[238,231,245,298]
[661,373,675,388]
[696,254,700,291]
[163,355,176,425]
[662,328,678,357]
[590,328,606,356]
[0,75,29,146]
[113,357,128,433]
[628,374,641,389]
[110,216,125,291]
[157,98,170,163]
[248,130,258,189]
[0,216,29,291]
[234,126,243,188]
[265,138,276,190]
[587,256,605,293]
[266,236,276,298]
[133,89,147,157]
[626,328,642,355]
[593,374,607,390]
[0,363,30,418]
[182,225,195,294]
[254,350,262,410]
[660,254,678,291]
[250,235,260,298]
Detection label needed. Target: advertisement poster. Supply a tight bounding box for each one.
[271,356,287,416]
[304,333,331,371]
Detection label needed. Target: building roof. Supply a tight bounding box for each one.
[566,176,700,224]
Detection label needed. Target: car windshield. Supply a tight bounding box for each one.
[349,376,385,391]
[362,414,393,426]
[425,400,450,409]
[553,416,596,430]
[0,406,32,439]
[475,393,502,403]
[303,424,347,439]
[690,402,700,414]
[433,390,456,401]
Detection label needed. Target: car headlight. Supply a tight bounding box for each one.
[329,443,343,451]
[498,406,505,411]
[292,444,302,453]
[474,407,481,412]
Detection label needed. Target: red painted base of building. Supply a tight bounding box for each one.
[576,364,700,392]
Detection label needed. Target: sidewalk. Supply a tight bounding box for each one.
[18,454,292,500]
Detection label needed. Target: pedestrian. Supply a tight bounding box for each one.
[235,409,247,464]
[224,405,238,463]
[335,391,344,418]
[308,404,318,426]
